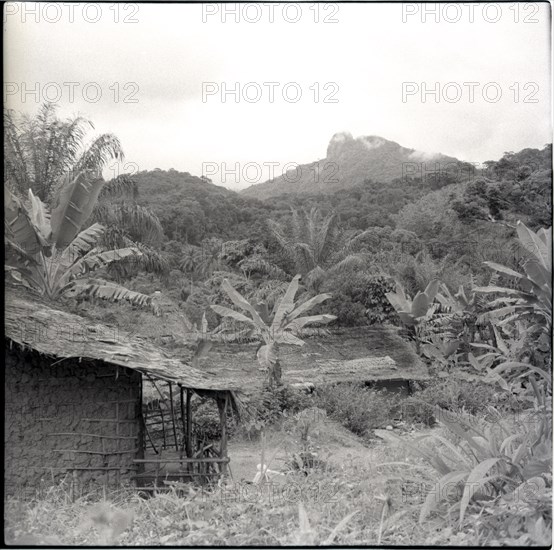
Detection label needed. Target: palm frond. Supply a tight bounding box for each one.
[344,229,374,254]
[108,239,170,280]
[292,242,316,276]
[99,175,138,201]
[267,219,291,250]
[247,280,290,306]
[238,256,288,280]
[267,207,369,282]
[73,133,124,174]
[304,266,326,293]
[290,208,304,242]
[314,212,337,262]
[305,207,319,247]
[93,202,164,244]
[326,253,368,275]
[4,109,31,195]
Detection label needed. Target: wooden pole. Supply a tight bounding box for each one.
[180,386,186,451]
[143,408,158,454]
[115,401,121,487]
[101,438,107,499]
[138,374,146,460]
[69,470,75,502]
[260,430,266,485]
[160,407,166,449]
[218,393,229,476]
[168,382,179,450]
[186,389,192,459]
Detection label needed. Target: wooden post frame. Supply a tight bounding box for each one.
[180,385,186,450]
[185,389,192,459]
[168,382,178,450]
[217,392,229,476]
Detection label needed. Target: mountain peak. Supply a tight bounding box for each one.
[241,133,468,200]
[327,133,397,160]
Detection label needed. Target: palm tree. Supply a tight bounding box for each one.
[93,200,168,280]
[5,103,123,202]
[4,103,167,278]
[211,275,336,386]
[5,173,155,310]
[267,207,371,291]
[180,239,227,280]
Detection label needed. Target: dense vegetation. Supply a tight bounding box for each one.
[8,108,548,338]
[125,142,551,331]
[4,104,552,546]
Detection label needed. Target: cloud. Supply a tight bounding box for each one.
[4,3,551,189]
[360,136,386,150]
[408,150,440,161]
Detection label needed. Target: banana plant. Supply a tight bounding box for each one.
[469,324,552,395]
[211,275,336,386]
[436,280,477,317]
[421,336,461,375]
[377,403,552,530]
[435,278,493,357]
[4,173,155,310]
[385,279,440,354]
[474,221,552,337]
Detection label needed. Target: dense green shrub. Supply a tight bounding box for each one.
[401,379,521,426]
[324,294,367,326]
[313,383,401,437]
[192,399,236,442]
[261,385,314,421]
[322,273,397,326]
[242,385,314,435]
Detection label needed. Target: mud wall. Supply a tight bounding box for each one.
[5,345,142,496]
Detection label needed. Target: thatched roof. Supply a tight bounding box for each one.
[5,292,428,394]
[4,293,233,391]
[197,327,429,389]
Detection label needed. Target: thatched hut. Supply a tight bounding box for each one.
[4,292,238,496]
[5,292,427,496]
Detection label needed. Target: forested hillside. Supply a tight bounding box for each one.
[6,108,549,331]
[135,144,551,245]
[122,144,551,331]
[133,169,272,244]
[453,144,552,228]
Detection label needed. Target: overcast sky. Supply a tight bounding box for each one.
[4,2,552,189]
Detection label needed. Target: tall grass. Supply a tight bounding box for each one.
[4,438,447,546]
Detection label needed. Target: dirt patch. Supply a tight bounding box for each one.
[227,419,378,483]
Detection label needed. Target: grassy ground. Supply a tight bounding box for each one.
[5,420,479,546]
[228,417,376,483]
